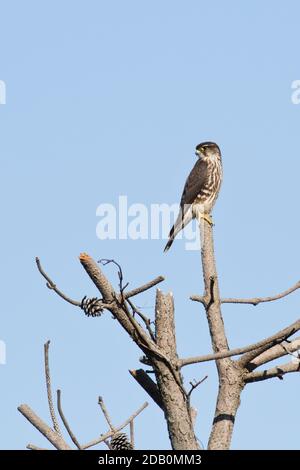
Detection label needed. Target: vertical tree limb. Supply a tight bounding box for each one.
[98,396,116,432]
[44,341,62,437]
[57,389,82,449]
[154,290,199,450]
[199,220,244,450]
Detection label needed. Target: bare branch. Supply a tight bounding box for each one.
[79,253,172,369]
[191,280,300,306]
[36,257,81,306]
[97,258,157,341]
[129,369,164,410]
[125,276,165,299]
[180,319,300,368]
[180,345,262,367]
[98,396,116,432]
[27,444,48,450]
[44,341,62,436]
[245,361,300,383]
[79,253,115,302]
[82,402,148,449]
[127,298,156,342]
[238,319,300,367]
[18,404,71,450]
[221,280,300,305]
[57,389,82,449]
[248,337,300,370]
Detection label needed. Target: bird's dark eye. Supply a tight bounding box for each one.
[200,147,206,153]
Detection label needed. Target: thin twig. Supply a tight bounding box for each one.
[57,389,82,449]
[127,298,156,341]
[180,318,300,368]
[44,341,62,436]
[187,375,208,399]
[82,402,148,449]
[98,396,116,432]
[98,259,129,295]
[125,276,165,299]
[191,280,300,306]
[36,257,81,306]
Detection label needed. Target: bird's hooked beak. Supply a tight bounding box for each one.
[195,149,202,158]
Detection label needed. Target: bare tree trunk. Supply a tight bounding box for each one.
[154,291,199,450]
[208,360,244,449]
[199,220,244,449]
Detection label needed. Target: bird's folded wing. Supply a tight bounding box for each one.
[180,158,208,209]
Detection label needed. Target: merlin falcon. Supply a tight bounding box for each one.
[164,142,223,252]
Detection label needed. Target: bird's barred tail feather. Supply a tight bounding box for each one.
[164,237,174,252]
[164,207,193,253]
[164,222,176,252]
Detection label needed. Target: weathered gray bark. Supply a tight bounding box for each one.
[18,404,71,450]
[154,290,199,450]
[199,220,244,450]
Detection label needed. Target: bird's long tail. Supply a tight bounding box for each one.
[164,234,175,253]
[164,208,193,252]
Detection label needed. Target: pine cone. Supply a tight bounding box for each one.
[110,433,133,450]
[81,296,104,317]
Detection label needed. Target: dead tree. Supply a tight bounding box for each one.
[18,341,147,450]
[30,220,300,449]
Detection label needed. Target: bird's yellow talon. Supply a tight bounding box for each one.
[201,214,213,226]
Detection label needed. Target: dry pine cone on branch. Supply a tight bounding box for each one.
[110,433,133,450]
[80,296,104,317]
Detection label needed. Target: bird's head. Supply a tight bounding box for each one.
[195,142,221,161]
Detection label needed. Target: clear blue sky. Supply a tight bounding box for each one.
[1,0,299,450]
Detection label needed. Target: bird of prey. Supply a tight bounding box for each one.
[164,142,223,252]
